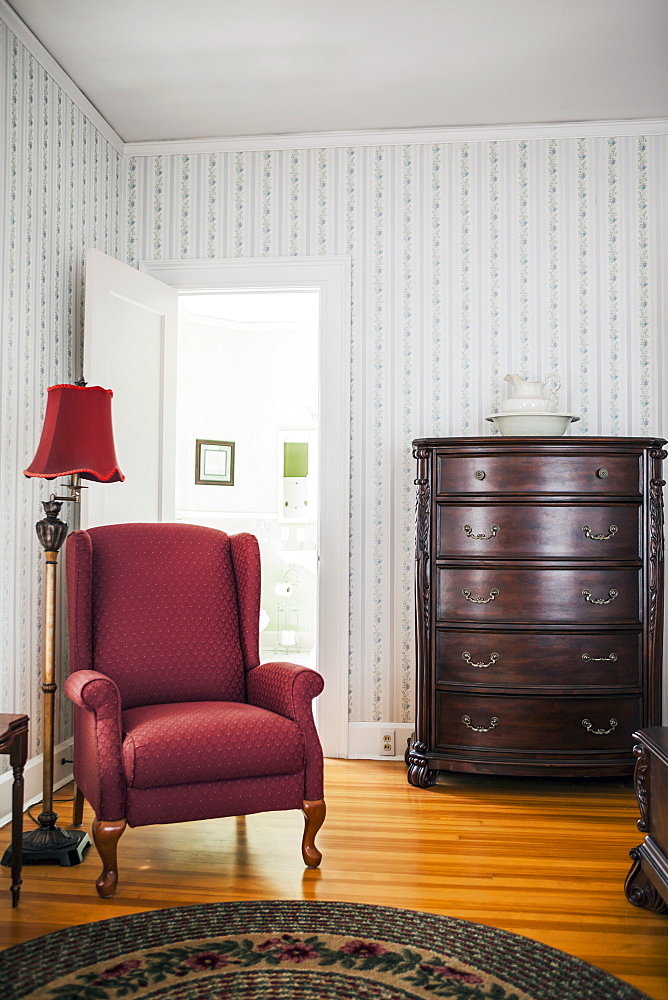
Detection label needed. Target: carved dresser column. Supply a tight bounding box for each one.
[407,445,438,788]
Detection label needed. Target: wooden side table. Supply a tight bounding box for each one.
[0,714,29,906]
[625,727,668,914]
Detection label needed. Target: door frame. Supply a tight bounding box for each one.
[140,256,351,759]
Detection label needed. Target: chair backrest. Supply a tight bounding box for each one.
[66,522,261,709]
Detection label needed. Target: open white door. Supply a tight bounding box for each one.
[82,248,178,527]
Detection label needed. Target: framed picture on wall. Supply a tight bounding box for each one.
[195,439,235,485]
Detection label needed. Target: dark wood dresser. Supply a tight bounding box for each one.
[407,437,666,785]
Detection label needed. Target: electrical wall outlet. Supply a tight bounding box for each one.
[380,730,395,755]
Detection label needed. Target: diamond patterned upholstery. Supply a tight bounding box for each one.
[64,522,325,896]
[121,702,305,788]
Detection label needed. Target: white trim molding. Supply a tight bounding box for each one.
[0,0,125,154]
[125,118,668,157]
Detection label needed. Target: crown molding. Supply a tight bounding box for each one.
[2,0,665,160]
[0,0,125,155]
[125,117,668,157]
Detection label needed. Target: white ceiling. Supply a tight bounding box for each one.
[7,0,668,143]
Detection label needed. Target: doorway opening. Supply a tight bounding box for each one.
[138,255,351,758]
[175,289,319,669]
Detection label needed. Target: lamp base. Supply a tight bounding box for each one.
[2,813,91,868]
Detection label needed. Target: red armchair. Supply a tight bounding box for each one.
[64,522,325,897]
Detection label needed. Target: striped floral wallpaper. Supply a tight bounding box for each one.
[0,21,124,761]
[2,13,667,770]
[130,135,668,725]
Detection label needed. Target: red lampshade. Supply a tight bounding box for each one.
[24,384,124,483]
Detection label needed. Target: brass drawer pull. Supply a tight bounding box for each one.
[474,470,486,480]
[582,588,618,605]
[462,651,499,669]
[596,468,609,479]
[582,717,618,735]
[463,524,500,540]
[462,588,499,604]
[462,715,499,732]
[582,524,618,541]
[582,652,618,662]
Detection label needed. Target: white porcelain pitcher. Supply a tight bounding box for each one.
[501,372,561,412]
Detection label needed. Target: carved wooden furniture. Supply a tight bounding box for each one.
[64,522,325,898]
[407,437,665,785]
[625,727,668,913]
[0,713,29,905]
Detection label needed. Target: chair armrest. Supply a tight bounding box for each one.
[246,661,324,723]
[65,669,122,719]
[64,670,126,821]
[246,662,324,801]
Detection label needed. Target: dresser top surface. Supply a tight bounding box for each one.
[635,728,668,766]
[414,436,667,450]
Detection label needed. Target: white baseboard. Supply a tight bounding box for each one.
[0,738,74,830]
[347,722,413,761]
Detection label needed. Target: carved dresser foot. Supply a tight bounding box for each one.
[406,742,439,788]
[625,847,668,914]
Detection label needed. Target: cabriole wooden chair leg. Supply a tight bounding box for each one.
[301,798,326,868]
[72,785,85,827]
[92,818,126,898]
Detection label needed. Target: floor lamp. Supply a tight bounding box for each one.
[11,383,123,866]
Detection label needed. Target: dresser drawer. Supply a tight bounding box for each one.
[436,504,639,559]
[435,629,642,688]
[436,568,640,624]
[436,453,640,497]
[435,692,642,752]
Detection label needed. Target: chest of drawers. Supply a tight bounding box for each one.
[407,437,666,785]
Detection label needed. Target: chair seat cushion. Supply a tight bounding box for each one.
[121,702,305,790]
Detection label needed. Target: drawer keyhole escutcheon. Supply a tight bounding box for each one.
[582,588,618,605]
[462,715,499,732]
[462,651,499,669]
[463,524,499,540]
[582,524,618,540]
[582,718,618,735]
[462,588,499,604]
[474,470,486,480]
[582,652,618,662]
[596,468,609,478]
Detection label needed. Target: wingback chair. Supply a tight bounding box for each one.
[64,522,325,897]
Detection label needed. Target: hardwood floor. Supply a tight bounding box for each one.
[1,759,667,998]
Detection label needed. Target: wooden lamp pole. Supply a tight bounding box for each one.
[21,487,90,864]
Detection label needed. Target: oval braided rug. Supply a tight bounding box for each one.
[0,900,652,1000]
